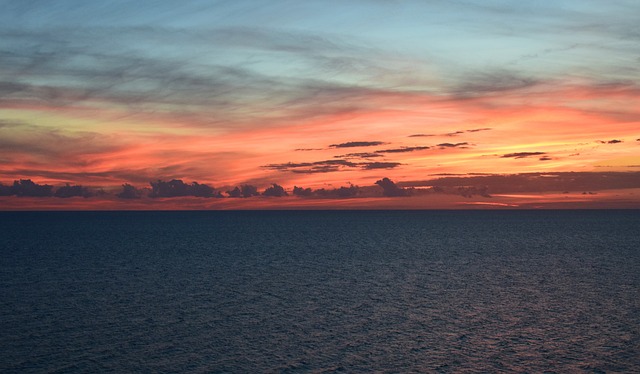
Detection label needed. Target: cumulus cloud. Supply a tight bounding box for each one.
[227,184,259,198]
[116,184,142,199]
[375,177,410,197]
[262,183,288,197]
[292,186,313,197]
[150,179,219,198]
[54,184,92,198]
[314,185,360,198]
[1,179,53,197]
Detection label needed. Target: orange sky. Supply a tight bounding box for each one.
[1,1,639,209]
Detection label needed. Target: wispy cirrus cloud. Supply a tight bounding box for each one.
[262,158,401,173]
[437,142,469,149]
[501,152,547,159]
[375,146,430,154]
[329,141,387,148]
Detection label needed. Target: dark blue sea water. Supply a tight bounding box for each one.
[1,210,639,373]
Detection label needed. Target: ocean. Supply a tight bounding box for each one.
[1,210,638,372]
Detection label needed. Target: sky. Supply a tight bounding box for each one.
[1,0,639,209]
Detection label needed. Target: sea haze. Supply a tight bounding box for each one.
[1,211,639,372]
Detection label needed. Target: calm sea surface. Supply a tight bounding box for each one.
[1,210,639,373]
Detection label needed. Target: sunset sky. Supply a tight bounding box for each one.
[1,0,639,209]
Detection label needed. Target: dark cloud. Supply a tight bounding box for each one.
[116,184,141,199]
[1,179,53,197]
[401,172,640,194]
[539,156,553,161]
[501,152,546,159]
[262,183,288,197]
[295,148,323,151]
[150,180,219,198]
[375,146,430,154]
[375,177,410,197]
[597,139,623,144]
[437,142,469,149]
[314,185,360,198]
[227,185,259,198]
[292,186,313,197]
[467,128,492,132]
[330,141,386,148]
[54,184,92,198]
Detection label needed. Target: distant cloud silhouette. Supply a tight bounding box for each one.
[4,179,54,197]
[375,177,410,197]
[539,156,553,161]
[292,186,313,197]
[501,152,546,159]
[330,141,386,148]
[314,185,360,198]
[227,184,260,198]
[116,184,142,199]
[54,184,91,198]
[401,172,640,194]
[0,183,13,196]
[150,179,218,198]
[263,183,288,197]
[597,139,623,144]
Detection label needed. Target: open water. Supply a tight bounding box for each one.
[1,210,639,372]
